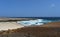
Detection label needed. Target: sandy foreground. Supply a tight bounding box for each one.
[0,22,24,31]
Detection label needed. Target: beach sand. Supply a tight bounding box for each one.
[0,22,24,31]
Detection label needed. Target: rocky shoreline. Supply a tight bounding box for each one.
[0,22,60,37]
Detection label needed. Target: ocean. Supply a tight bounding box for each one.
[17,18,60,26]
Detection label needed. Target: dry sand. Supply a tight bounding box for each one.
[0,22,24,31]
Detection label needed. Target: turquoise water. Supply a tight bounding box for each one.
[17,19,60,26]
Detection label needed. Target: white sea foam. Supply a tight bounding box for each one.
[17,19,52,26]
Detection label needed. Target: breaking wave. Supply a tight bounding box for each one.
[17,19,60,26]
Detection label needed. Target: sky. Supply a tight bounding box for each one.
[0,0,60,17]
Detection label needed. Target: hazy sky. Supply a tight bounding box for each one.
[0,0,60,17]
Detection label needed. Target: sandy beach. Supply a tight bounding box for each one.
[0,22,24,31]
